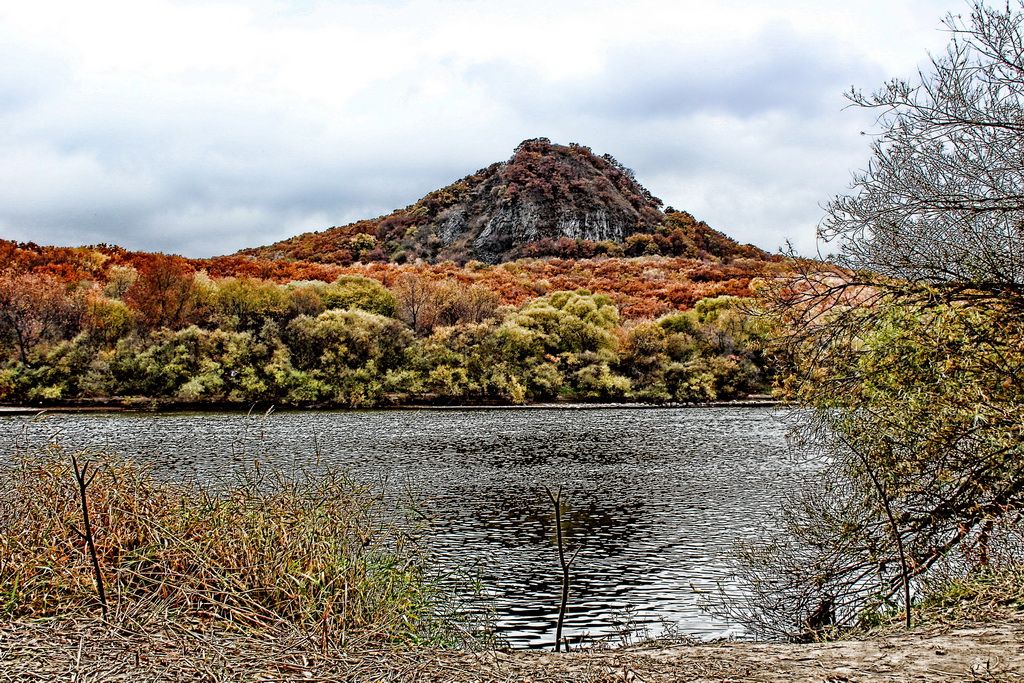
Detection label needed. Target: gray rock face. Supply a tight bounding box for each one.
[474,202,543,248]
[471,203,634,255]
[413,139,666,262]
[242,139,669,264]
[436,208,468,244]
[434,199,638,259]
[553,210,625,242]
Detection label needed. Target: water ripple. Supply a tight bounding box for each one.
[0,406,814,648]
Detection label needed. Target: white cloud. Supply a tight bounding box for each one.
[0,0,963,256]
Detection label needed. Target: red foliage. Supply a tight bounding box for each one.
[288,255,781,319]
[0,270,80,363]
[124,254,200,330]
[0,234,785,323]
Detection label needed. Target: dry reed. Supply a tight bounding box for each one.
[0,445,457,649]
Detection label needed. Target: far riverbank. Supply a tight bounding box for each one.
[0,395,780,415]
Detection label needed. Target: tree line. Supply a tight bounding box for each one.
[0,257,774,406]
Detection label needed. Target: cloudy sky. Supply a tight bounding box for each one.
[0,0,963,257]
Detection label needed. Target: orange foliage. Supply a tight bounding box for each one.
[0,239,785,320]
[257,255,781,319]
[124,254,200,330]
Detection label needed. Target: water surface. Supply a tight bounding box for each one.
[1,406,810,648]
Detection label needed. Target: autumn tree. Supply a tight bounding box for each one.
[392,273,440,335]
[211,276,290,331]
[433,282,500,327]
[320,275,397,317]
[102,265,138,299]
[82,291,134,345]
[747,2,1024,637]
[0,271,80,364]
[125,254,200,330]
[511,290,630,399]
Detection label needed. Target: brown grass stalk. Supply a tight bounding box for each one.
[0,447,461,648]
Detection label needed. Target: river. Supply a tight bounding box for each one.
[0,405,812,648]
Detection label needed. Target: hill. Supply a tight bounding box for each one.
[240,138,766,265]
[0,141,786,408]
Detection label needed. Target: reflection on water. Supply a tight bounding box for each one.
[1,406,810,648]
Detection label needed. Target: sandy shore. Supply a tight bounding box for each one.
[2,617,1021,682]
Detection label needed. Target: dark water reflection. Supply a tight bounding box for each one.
[0,406,810,648]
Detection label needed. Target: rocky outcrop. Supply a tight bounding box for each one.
[240,138,757,265]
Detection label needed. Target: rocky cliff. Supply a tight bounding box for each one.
[241,138,762,264]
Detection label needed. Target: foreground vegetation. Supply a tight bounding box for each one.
[0,447,468,649]
[727,0,1024,642]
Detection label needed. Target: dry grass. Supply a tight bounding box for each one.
[0,617,661,682]
[0,446,464,649]
[3,615,1023,682]
[917,563,1024,625]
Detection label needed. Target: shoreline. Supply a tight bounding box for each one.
[0,397,782,416]
[2,616,1020,682]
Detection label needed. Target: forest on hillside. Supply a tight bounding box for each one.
[0,245,780,407]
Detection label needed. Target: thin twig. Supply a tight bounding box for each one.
[544,486,572,653]
[71,455,108,622]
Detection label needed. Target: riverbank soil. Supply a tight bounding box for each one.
[2,618,1022,682]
